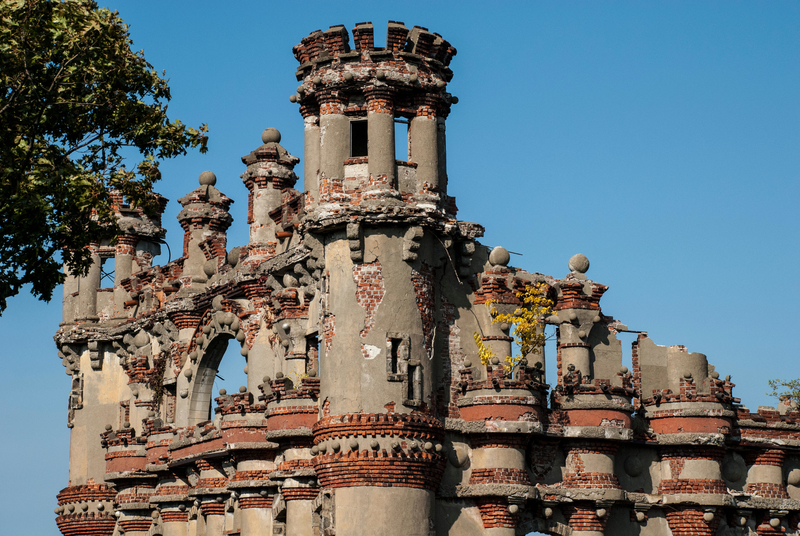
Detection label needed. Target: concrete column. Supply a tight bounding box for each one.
[113,235,136,318]
[62,266,78,324]
[77,248,101,321]
[285,498,314,536]
[745,449,788,498]
[436,116,448,194]
[409,99,438,191]
[335,488,433,536]
[317,92,348,190]
[161,510,189,536]
[239,493,273,536]
[561,343,591,380]
[365,87,395,186]
[201,501,225,536]
[302,108,321,206]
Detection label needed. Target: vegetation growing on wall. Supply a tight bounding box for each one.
[474,282,553,373]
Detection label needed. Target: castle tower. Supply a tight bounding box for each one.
[290,21,458,536]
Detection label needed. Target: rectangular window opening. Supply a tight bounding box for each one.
[407,363,417,400]
[350,120,368,157]
[394,119,409,161]
[390,338,400,374]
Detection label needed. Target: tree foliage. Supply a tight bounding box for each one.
[0,0,208,312]
[768,378,800,404]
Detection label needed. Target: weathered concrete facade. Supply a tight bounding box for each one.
[54,22,800,536]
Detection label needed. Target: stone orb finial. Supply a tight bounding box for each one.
[787,468,800,487]
[261,128,281,144]
[489,246,510,266]
[568,253,590,274]
[199,170,216,186]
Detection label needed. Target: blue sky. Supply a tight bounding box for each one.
[1,2,798,534]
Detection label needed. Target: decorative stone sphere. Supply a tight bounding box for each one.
[489,246,510,266]
[770,518,781,528]
[787,468,800,487]
[134,331,149,348]
[308,369,318,378]
[508,504,519,514]
[227,246,241,267]
[703,512,715,522]
[199,170,216,186]
[219,388,227,396]
[261,128,281,144]
[624,455,643,477]
[596,509,607,518]
[568,253,590,274]
[105,424,113,431]
[636,511,646,522]
[239,386,247,393]
[722,459,744,482]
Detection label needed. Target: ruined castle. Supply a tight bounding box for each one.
[53,21,800,536]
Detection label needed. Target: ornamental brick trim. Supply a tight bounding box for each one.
[745,482,789,498]
[476,498,517,528]
[665,508,720,536]
[658,479,727,494]
[313,449,445,490]
[563,472,620,489]
[231,470,272,482]
[281,487,320,501]
[239,496,274,509]
[55,514,116,536]
[563,505,607,532]
[118,519,153,532]
[200,503,226,516]
[313,411,444,443]
[57,482,117,505]
[469,434,528,449]
[161,511,189,522]
[746,449,786,466]
[469,468,530,486]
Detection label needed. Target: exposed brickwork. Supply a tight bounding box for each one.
[476,498,517,528]
[411,263,435,356]
[666,508,720,536]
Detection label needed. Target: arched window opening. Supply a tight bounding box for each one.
[187,335,248,425]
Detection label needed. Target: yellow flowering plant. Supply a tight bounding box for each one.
[473,282,553,374]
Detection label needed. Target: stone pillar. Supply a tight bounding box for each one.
[436,115,448,195]
[118,514,153,536]
[476,498,517,536]
[410,94,439,192]
[113,234,136,317]
[239,493,273,536]
[77,246,101,321]
[317,91,348,195]
[200,500,226,535]
[302,104,321,207]
[563,441,620,490]
[282,485,318,536]
[161,509,189,536]
[664,508,721,536]
[365,86,396,187]
[745,449,789,498]
[62,265,78,324]
[564,505,607,536]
